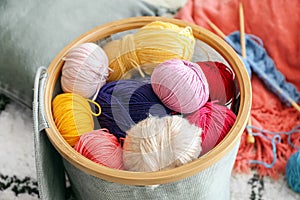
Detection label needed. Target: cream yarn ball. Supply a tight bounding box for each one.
[123,115,202,172]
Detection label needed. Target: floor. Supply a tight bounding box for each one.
[0,95,299,199]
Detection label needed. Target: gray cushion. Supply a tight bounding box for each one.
[0,0,160,107]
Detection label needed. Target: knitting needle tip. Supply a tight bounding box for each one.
[291,101,300,113]
[206,19,226,39]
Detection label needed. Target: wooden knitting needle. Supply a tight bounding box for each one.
[239,3,246,58]
[239,2,255,143]
[207,5,255,143]
[291,101,300,112]
[208,4,248,57]
[207,16,300,113]
[206,19,226,39]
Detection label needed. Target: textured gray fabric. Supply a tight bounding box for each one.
[33,67,66,199]
[63,141,240,200]
[0,0,160,107]
[34,130,66,199]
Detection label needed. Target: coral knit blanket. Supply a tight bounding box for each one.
[176,0,300,178]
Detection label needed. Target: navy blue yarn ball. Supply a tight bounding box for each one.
[95,79,173,139]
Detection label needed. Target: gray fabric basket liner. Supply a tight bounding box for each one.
[63,141,240,200]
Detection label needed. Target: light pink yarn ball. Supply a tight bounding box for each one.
[74,129,124,170]
[61,43,109,99]
[151,59,209,114]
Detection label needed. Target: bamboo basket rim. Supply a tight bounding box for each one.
[44,16,251,186]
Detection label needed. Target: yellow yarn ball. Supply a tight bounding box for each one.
[52,93,94,147]
[103,21,195,81]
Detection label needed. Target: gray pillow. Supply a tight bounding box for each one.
[0,0,160,107]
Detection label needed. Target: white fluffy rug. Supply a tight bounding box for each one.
[0,101,299,200]
[0,102,38,199]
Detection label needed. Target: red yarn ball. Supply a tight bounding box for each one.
[74,129,124,170]
[197,61,235,105]
[186,102,236,155]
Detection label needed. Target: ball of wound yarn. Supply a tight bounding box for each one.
[74,129,124,170]
[151,59,209,114]
[197,61,235,105]
[286,150,300,193]
[95,79,172,139]
[52,93,94,147]
[123,115,202,172]
[186,102,236,155]
[61,43,109,99]
[103,21,195,82]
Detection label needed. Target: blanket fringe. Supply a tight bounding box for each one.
[234,102,300,179]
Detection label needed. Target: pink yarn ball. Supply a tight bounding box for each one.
[61,42,109,100]
[186,102,236,155]
[74,129,124,170]
[151,59,209,114]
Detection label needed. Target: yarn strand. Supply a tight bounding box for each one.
[247,125,300,169]
[87,99,102,117]
[247,125,300,150]
[248,132,281,168]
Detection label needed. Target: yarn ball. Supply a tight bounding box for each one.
[286,150,300,193]
[197,61,235,105]
[74,129,124,170]
[103,21,195,81]
[123,115,202,172]
[186,102,236,155]
[95,79,173,139]
[52,93,94,147]
[151,59,209,114]
[61,42,109,100]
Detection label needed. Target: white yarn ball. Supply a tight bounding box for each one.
[123,115,202,172]
[61,42,109,100]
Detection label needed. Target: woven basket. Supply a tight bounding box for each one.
[34,16,251,200]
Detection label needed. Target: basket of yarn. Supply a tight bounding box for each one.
[37,17,251,200]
